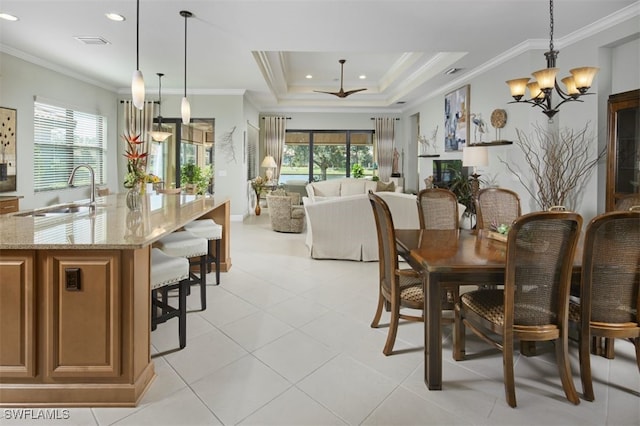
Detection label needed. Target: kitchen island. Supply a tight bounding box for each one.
[0,193,230,406]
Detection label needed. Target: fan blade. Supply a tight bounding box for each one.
[343,88,367,97]
[313,90,342,96]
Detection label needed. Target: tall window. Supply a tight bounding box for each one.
[283,130,374,182]
[34,100,106,191]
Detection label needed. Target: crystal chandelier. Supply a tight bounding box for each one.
[505,0,599,119]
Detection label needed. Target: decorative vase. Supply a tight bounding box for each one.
[126,182,142,211]
[254,188,261,215]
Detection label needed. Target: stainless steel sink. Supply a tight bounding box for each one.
[14,204,98,217]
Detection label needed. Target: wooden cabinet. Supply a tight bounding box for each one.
[41,250,121,379]
[0,252,36,379]
[606,89,640,211]
[0,197,19,214]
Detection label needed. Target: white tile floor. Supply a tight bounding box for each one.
[4,215,639,425]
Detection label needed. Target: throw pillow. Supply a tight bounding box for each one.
[376,181,396,192]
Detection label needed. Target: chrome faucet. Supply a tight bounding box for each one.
[68,164,96,211]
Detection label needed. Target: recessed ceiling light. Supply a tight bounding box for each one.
[305,74,313,79]
[359,75,367,79]
[0,13,19,21]
[105,12,125,22]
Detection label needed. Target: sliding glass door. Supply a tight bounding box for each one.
[282,130,374,183]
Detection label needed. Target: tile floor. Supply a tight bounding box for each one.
[4,214,639,425]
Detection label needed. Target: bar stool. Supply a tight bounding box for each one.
[150,248,189,349]
[183,219,223,285]
[154,231,208,310]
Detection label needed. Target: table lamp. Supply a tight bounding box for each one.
[261,155,277,184]
[462,145,488,199]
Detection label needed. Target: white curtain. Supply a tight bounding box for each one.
[123,100,155,165]
[264,116,287,182]
[374,117,396,181]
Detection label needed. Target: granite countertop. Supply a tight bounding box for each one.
[0,193,221,250]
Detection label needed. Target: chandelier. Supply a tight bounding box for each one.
[505,0,599,119]
[149,73,172,142]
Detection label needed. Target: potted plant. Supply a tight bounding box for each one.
[448,163,478,229]
[351,163,364,178]
[181,163,212,195]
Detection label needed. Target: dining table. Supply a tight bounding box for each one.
[395,228,582,391]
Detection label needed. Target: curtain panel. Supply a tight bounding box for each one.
[374,117,396,181]
[264,116,287,182]
[123,100,155,160]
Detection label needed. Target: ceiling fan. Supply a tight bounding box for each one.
[314,59,367,98]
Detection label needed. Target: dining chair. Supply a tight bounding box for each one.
[475,188,521,230]
[368,191,424,355]
[614,194,640,211]
[453,211,583,408]
[568,210,640,402]
[416,188,459,230]
[416,187,460,314]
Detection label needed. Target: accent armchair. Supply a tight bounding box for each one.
[266,193,305,233]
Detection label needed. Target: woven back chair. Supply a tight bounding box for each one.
[416,188,461,311]
[368,191,424,355]
[454,211,583,407]
[568,210,640,401]
[416,188,459,230]
[614,194,640,211]
[475,188,521,230]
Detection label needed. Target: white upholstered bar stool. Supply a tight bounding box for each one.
[154,231,208,310]
[150,248,189,349]
[183,219,223,286]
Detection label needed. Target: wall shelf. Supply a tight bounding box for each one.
[418,154,441,158]
[467,141,513,147]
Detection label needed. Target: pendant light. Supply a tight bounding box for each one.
[149,73,172,142]
[180,10,192,125]
[131,0,145,109]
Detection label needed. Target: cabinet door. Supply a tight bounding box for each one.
[0,251,36,378]
[41,250,121,379]
[607,89,640,211]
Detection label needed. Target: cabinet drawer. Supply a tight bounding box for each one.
[0,199,19,214]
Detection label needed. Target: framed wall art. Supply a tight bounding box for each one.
[0,107,17,192]
[444,85,470,152]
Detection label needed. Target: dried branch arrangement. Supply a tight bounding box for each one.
[502,123,605,211]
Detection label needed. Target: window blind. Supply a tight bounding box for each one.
[34,101,106,192]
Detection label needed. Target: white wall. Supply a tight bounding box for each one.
[0,53,119,210]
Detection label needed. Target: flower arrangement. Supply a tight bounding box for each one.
[123,133,148,188]
[251,176,265,197]
[145,173,161,184]
[490,220,510,235]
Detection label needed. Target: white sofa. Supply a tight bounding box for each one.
[303,191,420,261]
[305,177,402,201]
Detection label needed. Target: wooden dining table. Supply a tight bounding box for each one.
[395,228,582,391]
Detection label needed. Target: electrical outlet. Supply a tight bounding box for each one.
[65,268,81,291]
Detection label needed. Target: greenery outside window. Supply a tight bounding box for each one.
[34,100,106,191]
[283,130,374,182]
